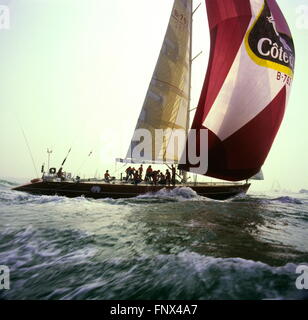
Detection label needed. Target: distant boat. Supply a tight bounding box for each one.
[271,180,282,192]
[13,0,295,200]
[299,189,308,194]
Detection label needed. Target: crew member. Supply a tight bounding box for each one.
[145,165,153,182]
[171,165,176,186]
[130,167,136,180]
[133,171,141,185]
[104,170,111,183]
[159,172,166,185]
[125,166,132,181]
[138,165,143,179]
[152,170,160,186]
[165,169,171,186]
[57,167,65,181]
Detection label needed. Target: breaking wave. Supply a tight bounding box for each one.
[0,245,305,300]
[136,187,203,202]
[0,179,19,188]
[0,190,71,205]
[0,226,96,271]
[272,196,303,205]
[231,195,304,205]
[58,252,303,300]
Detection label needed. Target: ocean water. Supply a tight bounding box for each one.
[0,179,308,300]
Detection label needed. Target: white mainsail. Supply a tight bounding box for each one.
[120,0,192,164]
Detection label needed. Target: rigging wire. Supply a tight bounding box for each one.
[19,125,39,178]
[110,162,127,178]
[74,150,93,176]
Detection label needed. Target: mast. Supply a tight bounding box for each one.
[186,0,193,134]
[182,0,194,183]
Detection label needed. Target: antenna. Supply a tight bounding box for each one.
[47,148,53,171]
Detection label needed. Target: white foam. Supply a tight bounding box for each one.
[136,187,205,201]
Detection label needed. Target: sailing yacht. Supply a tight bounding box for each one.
[13,0,295,200]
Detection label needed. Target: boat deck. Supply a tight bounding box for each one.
[12,179,250,201]
[39,177,243,186]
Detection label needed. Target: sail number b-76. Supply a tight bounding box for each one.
[277,72,292,86]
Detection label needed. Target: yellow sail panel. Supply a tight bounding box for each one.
[127,0,192,163]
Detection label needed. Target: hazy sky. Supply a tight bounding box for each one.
[0,0,307,192]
